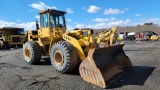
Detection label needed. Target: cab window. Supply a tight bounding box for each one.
[40,14,43,28]
[50,15,54,28]
[55,15,66,27]
[43,13,48,27]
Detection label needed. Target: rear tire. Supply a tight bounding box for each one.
[23,41,41,64]
[50,41,78,73]
[0,41,9,49]
[0,40,3,49]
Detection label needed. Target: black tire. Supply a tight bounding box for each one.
[23,41,41,64]
[0,40,3,49]
[50,41,78,74]
[1,41,9,49]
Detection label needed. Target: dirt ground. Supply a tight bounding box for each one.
[0,41,160,90]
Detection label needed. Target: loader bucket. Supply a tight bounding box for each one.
[79,44,132,88]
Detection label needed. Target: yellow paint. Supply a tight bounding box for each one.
[0,28,25,47]
[63,33,86,61]
[25,9,97,61]
[95,26,124,46]
[150,36,158,41]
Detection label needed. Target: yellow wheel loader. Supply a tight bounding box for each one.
[96,26,124,47]
[23,9,132,88]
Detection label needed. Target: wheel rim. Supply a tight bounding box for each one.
[25,48,30,59]
[54,51,64,66]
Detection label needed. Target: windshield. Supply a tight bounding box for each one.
[13,30,24,35]
[50,15,66,28]
[55,15,65,27]
[40,12,66,28]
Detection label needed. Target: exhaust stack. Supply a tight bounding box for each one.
[36,20,39,30]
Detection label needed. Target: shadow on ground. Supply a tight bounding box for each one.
[37,57,81,75]
[39,57,51,65]
[108,66,155,89]
[124,50,147,51]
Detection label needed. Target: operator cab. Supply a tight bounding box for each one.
[39,9,67,29]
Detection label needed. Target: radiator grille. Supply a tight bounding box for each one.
[12,37,20,42]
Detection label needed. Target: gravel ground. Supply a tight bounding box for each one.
[0,41,160,90]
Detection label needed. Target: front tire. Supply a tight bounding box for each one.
[0,41,9,49]
[0,40,3,49]
[23,41,41,64]
[50,41,78,73]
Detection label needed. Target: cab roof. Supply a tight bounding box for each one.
[0,27,24,31]
[38,9,67,16]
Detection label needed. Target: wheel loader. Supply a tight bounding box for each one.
[142,31,158,41]
[95,26,124,47]
[23,9,132,88]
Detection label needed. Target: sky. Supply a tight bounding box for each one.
[0,0,160,30]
